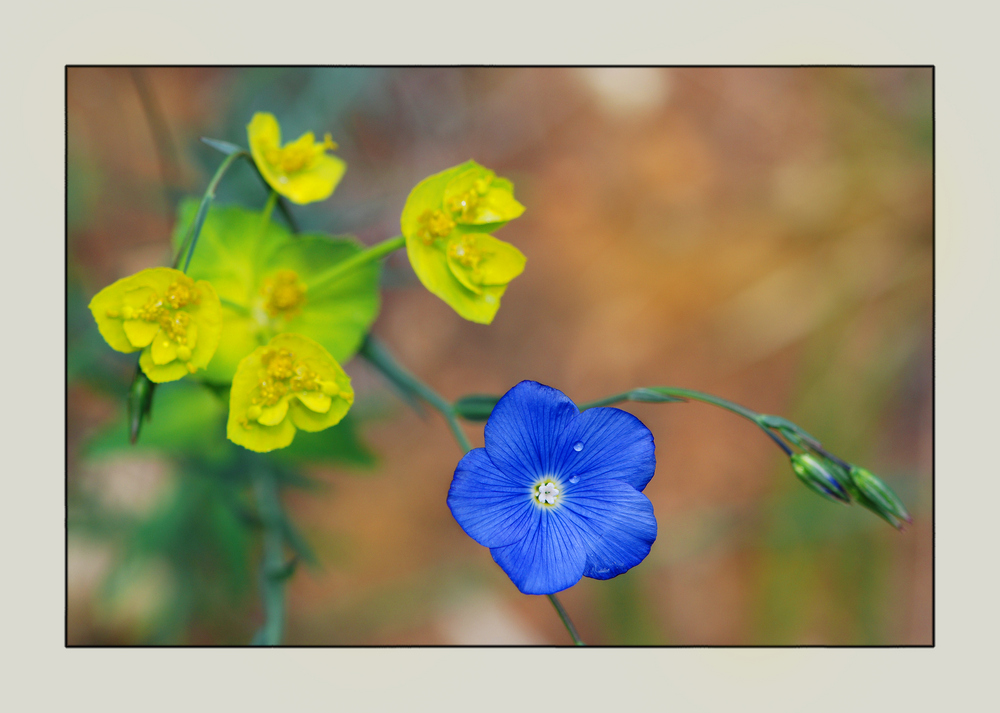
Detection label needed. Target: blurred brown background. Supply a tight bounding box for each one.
[67,67,932,645]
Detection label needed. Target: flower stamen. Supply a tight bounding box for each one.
[260,269,307,319]
[416,209,455,245]
[533,479,561,507]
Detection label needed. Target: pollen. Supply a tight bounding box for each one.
[416,209,456,244]
[447,234,483,270]
[163,276,200,309]
[268,132,338,175]
[261,270,307,318]
[250,346,331,423]
[446,189,480,221]
[157,310,192,343]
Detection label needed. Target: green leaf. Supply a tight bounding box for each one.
[453,394,501,421]
[174,200,381,382]
[266,414,376,469]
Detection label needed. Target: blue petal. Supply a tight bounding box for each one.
[447,449,539,548]
[484,381,579,481]
[552,407,656,491]
[559,478,657,580]
[489,510,588,595]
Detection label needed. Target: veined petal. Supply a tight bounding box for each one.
[484,381,579,480]
[447,449,540,548]
[489,510,588,595]
[552,407,656,491]
[559,478,657,580]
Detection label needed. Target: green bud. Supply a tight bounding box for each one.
[790,453,851,504]
[849,466,911,530]
[453,394,501,421]
[127,366,156,445]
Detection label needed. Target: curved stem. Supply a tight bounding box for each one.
[219,297,251,317]
[260,190,278,229]
[579,387,794,456]
[359,334,471,453]
[547,594,585,646]
[309,235,406,295]
[173,150,249,272]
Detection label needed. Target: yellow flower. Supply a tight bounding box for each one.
[227,333,354,452]
[247,112,347,204]
[89,268,222,383]
[401,161,526,324]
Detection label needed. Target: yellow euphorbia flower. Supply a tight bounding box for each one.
[401,161,526,324]
[89,267,222,383]
[227,333,354,452]
[248,112,346,204]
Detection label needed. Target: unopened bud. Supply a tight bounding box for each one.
[790,453,851,504]
[127,367,156,444]
[849,466,912,530]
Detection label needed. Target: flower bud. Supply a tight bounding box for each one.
[127,368,156,444]
[790,453,851,504]
[849,466,912,530]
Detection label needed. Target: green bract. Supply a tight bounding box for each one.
[174,200,380,383]
[400,161,526,324]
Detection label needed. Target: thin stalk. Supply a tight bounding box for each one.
[359,334,471,453]
[579,387,794,456]
[309,235,406,295]
[547,594,585,646]
[172,150,248,272]
[251,467,287,646]
[219,298,251,317]
[260,190,278,230]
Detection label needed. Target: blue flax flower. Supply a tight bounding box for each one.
[447,381,657,595]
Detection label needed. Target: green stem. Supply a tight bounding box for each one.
[260,190,279,229]
[173,150,249,272]
[359,334,471,453]
[547,594,585,645]
[219,298,251,316]
[251,467,287,646]
[309,235,406,295]
[579,387,794,456]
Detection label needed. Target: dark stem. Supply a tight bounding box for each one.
[251,467,287,646]
[173,150,249,272]
[359,334,471,453]
[547,594,585,646]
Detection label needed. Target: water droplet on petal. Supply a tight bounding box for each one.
[573,441,584,452]
[569,475,580,484]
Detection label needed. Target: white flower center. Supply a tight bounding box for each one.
[533,479,560,506]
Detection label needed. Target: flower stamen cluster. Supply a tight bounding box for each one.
[228,333,354,452]
[533,479,561,507]
[260,269,308,318]
[248,112,346,205]
[401,160,527,324]
[89,267,222,383]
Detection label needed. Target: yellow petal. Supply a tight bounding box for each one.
[296,391,332,413]
[257,398,289,426]
[122,319,160,348]
[150,333,178,365]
